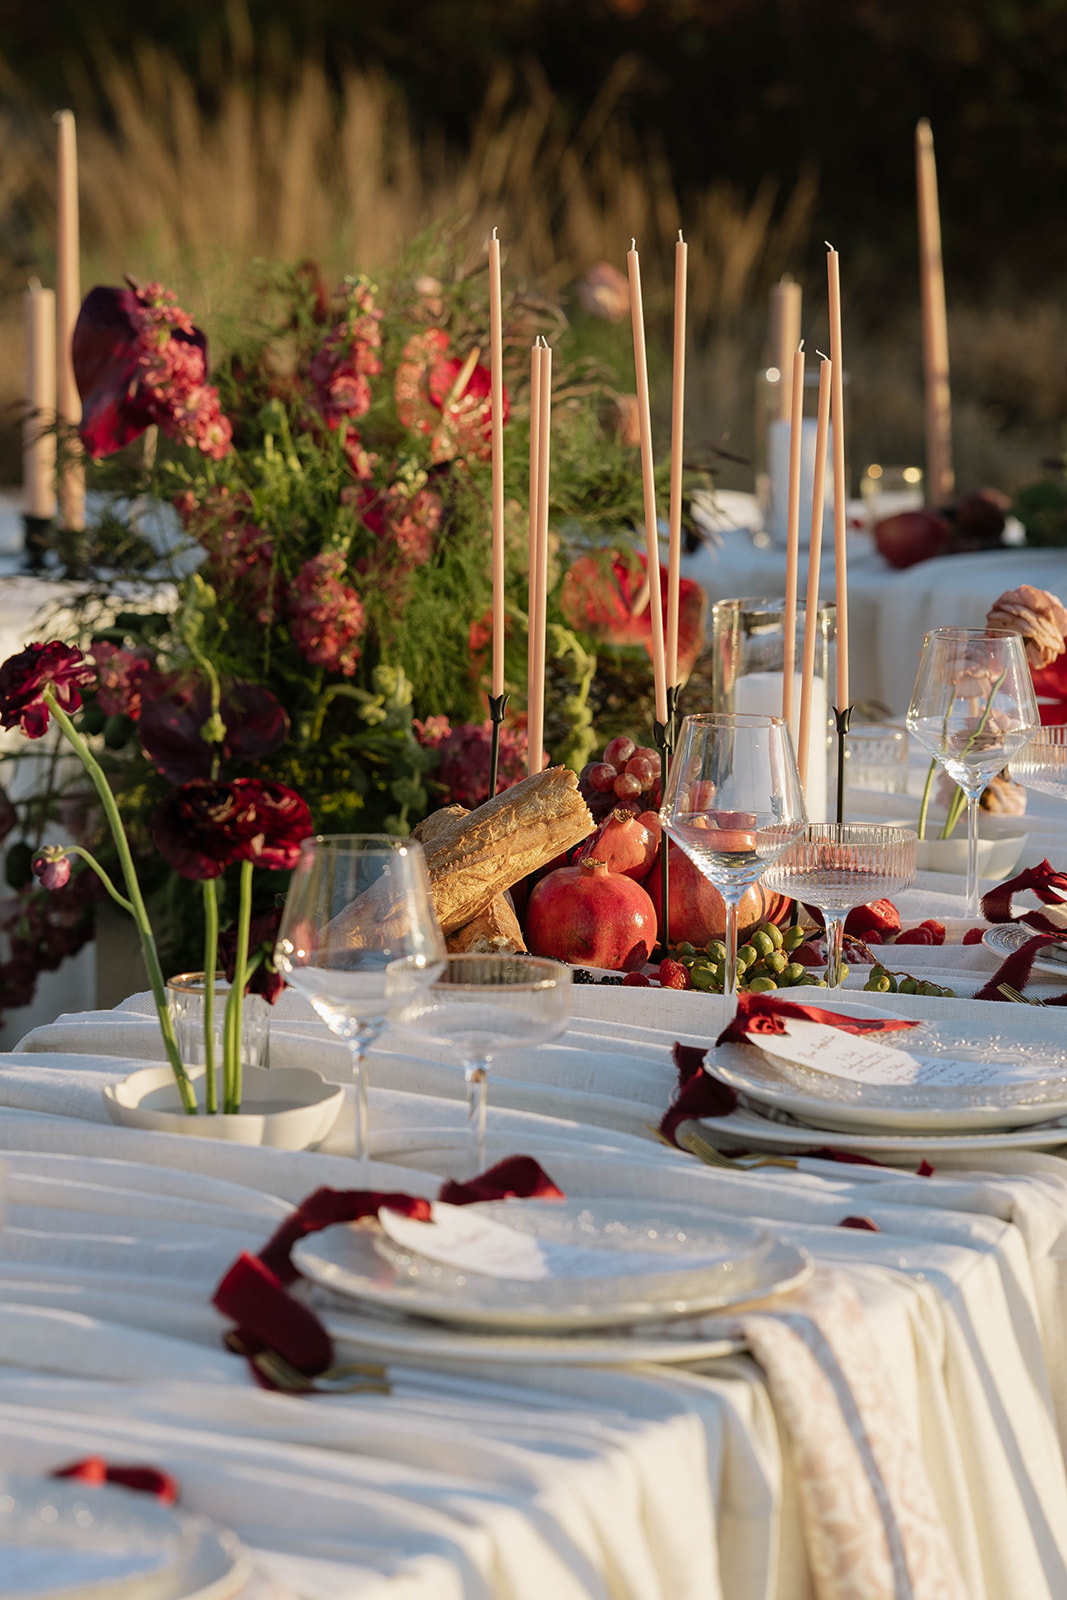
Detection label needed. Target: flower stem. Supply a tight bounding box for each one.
[63,847,135,916]
[202,879,219,1115]
[46,692,197,1113]
[222,858,254,1113]
[917,759,936,841]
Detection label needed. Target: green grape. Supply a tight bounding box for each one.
[899,977,918,994]
[782,926,807,952]
[865,973,892,992]
[747,976,778,993]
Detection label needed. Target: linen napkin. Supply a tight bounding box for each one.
[213,1156,564,1384]
[52,1456,178,1503]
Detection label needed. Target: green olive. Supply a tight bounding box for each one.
[747,976,778,993]
[690,964,718,991]
[899,977,918,994]
[762,922,785,949]
[764,950,788,975]
[736,943,758,969]
[705,940,728,963]
[782,925,807,952]
[750,931,775,959]
[781,961,806,985]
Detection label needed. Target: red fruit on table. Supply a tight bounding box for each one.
[586,763,619,793]
[646,838,791,945]
[636,809,663,847]
[624,755,656,788]
[525,857,658,971]
[574,809,658,881]
[623,971,651,987]
[603,735,636,770]
[894,926,935,945]
[873,509,952,570]
[962,927,986,945]
[631,746,661,776]
[808,899,901,939]
[657,958,691,990]
[613,772,643,800]
[793,942,825,966]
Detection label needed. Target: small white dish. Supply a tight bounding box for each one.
[692,1102,1067,1160]
[102,1063,343,1150]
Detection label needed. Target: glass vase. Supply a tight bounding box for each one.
[166,972,271,1074]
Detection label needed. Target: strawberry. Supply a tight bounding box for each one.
[622,971,652,987]
[657,958,691,990]
[920,919,946,945]
[793,941,824,966]
[845,899,901,938]
[963,927,986,945]
[894,926,935,945]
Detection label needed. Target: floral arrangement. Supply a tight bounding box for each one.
[1,244,705,1019]
[1,640,310,1111]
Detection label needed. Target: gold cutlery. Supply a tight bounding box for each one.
[226,1332,391,1394]
[997,983,1047,1007]
[675,1122,799,1171]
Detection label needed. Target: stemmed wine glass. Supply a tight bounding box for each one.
[660,713,806,994]
[762,824,917,987]
[274,835,446,1166]
[906,628,1039,917]
[386,953,572,1174]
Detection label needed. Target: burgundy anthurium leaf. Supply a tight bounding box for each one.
[72,287,156,458]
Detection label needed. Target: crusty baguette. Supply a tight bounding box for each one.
[413,804,470,844]
[424,766,592,933]
[446,895,527,953]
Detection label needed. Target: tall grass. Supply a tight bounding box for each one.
[0,37,1063,491]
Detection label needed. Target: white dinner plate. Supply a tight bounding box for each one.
[983,923,1067,977]
[293,1197,811,1332]
[323,1305,762,1368]
[691,1102,1067,1161]
[713,1000,1067,1133]
[0,1474,248,1600]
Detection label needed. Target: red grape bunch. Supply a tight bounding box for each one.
[578,736,662,823]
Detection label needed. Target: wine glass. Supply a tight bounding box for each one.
[386,954,572,1173]
[906,628,1039,916]
[762,824,917,986]
[274,835,446,1165]
[660,713,806,994]
[1010,725,1067,801]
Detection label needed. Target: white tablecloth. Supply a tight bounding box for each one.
[8,940,1067,1599]
[684,514,1067,713]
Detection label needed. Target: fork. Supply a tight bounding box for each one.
[997,982,1047,1007]
[675,1123,799,1171]
[226,1333,391,1394]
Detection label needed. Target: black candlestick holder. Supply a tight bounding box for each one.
[653,701,678,961]
[21,514,52,573]
[486,692,510,803]
[833,703,854,829]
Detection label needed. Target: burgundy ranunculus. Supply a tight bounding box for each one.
[139,674,289,784]
[152,780,261,880]
[218,906,285,1003]
[32,847,72,891]
[237,782,313,871]
[91,641,153,721]
[0,642,97,739]
[152,778,312,880]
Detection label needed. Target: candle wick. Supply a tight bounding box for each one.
[677,229,684,242]
[630,238,636,251]
[824,240,836,253]
[27,276,42,293]
[815,349,830,362]
[798,338,805,352]
[491,225,498,240]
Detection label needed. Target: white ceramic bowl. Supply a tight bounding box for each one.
[102,1063,344,1149]
[878,811,1028,881]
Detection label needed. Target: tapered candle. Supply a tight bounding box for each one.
[781,341,806,729]
[55,109,84,533]
[526,341,543,776]
[825,243,850,712]
[769,276,802,421]
[916,119,954,505]
[666,231,688,691]
[24,281,57,520]
[797,355,832,793]
[528,341,552,776]
[488,228,506,699]
[626,240,669,727]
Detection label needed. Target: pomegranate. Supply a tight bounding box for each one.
[525,858,657,971]
[574,809,658,881]
[647,839,790,945]
[873,509,951,570]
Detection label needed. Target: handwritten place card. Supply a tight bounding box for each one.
[753,1019,1027,1088]
[379,1203,724,1282]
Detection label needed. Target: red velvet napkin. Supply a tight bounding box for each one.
[715,990,920,1045]
[974,860,1067,1004]
[52,1458,178,1504]
[213,1156,563,1387]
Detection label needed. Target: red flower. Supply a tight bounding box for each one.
[414,717,531,810]
[152,780,262,880]
[218,906,285,1003]
[73,281,232,460]
[152,779,312,881]
[0,642,97,739]
[560,551,707,679]
[395,330,508,464]
[90,642,153,721]
[288,553,366,676]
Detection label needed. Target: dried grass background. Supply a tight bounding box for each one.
[0,35,1064,493]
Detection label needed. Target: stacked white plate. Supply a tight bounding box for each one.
[700,998,1067,1161]
[295,1197,812,1366]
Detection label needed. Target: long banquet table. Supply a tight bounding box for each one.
[2,778,1066,1597]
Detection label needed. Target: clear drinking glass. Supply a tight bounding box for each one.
[274,835,446,1166]
[762,824,917,986]
[1009,725,1067,801]
[386,953,572,1174]
[660,713,806,994]
[906,628,1039,916]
